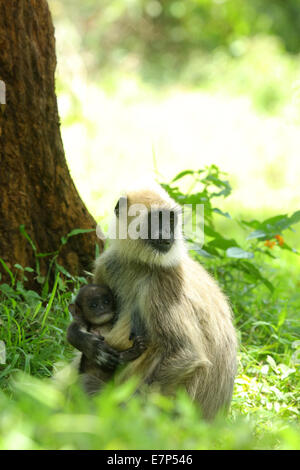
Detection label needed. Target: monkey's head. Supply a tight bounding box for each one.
[110,185,186,267]
[69,284,115,326]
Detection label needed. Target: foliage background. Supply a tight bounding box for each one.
[0,0,299,449]
[49,0,300,222]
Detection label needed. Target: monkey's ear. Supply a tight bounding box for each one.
[114,196,127,218]
[114,199,120,217]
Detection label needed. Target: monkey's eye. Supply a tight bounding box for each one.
[102,296,111,305]
[89,301,99,309]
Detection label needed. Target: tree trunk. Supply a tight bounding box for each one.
[0,0,102,286]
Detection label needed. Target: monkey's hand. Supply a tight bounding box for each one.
[119,336,148,363]
[67,321,120,371]
[90,336,121,371]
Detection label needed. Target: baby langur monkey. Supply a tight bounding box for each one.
[67,284,147,394]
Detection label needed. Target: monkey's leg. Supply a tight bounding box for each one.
[144,352,210,388]
[80,373,107,396]
[67,321,120,371]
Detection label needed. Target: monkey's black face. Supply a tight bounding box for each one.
[75,284,116,326]
[114,196,181,256]
[146,209,176,254]
[86,293,113,315]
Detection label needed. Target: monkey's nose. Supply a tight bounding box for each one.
[150,238,172,252]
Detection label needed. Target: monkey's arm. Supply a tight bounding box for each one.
[67,321,121,371]
[129,307,148,341]
[93,253,109,285]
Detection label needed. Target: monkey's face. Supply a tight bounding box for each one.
[111,188,186,267]
[145,208,176,253]
[71,285,116,326]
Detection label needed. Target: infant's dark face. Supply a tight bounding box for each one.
[77,284,115,326]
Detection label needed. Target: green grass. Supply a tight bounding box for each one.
[0,276,75,386]
[0,220,299,449]
[0,167,299,449]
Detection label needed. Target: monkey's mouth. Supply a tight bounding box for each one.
[91,312,115,325]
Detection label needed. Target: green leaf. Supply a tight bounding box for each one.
[55,263,73,279]
[277,309,287,330]
[60,236,67,245]
[263,214,288,226]
[24,267,34,272]
[289,210,300,225]
[36,251,58,258]
[226,247,254,259]
[200,244,220,256]
[171,170,195,182]
[267,355,277,371]
[60,228,95,246]
[261,212,300,234]
[19,225,37,252]
[194,248,214,258]
[68,228,96,237]
[280,242,298,254]
[241,219,261,229]
[236,261,274,292]
[14,264,24,271]
[204,225,221,238]
[212,208,231,219]
[0,259,15,286]
[41,273,60,329]
[247,230,267,240]
[208,238,239,250]
[0,283,16,296]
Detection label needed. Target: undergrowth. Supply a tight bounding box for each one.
[0,166,299,449]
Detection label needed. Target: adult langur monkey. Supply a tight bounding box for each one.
[93,184,238,420]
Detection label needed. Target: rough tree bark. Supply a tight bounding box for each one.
[0,0,103,285]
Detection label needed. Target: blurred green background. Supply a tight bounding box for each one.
[1,2,300,449]
[48,0,300,227]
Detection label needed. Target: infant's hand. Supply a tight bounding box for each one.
[89,336,120,371]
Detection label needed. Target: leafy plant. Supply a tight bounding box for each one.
[18,225,95,298]
[0,228,95,389]
[161,165,300,295]
[0,372,299,450]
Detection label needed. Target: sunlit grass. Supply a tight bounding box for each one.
[0,265,299,449]
[0,253,299,449]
